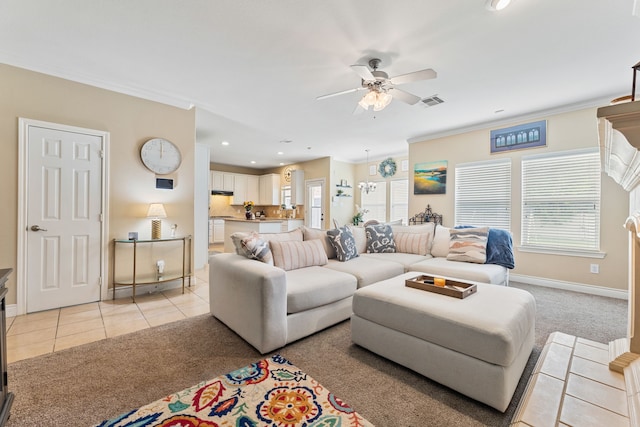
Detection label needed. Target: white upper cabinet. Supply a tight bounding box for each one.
[291,169,304,206]
[259,174,280,205]
[232,174,247,205]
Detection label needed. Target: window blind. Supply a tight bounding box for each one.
[390,179,408,224]
[361,182,386,222]
[521,148,601,252]
[455,159,511,229]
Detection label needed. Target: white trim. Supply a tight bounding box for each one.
[517,246,606,259]
[17,118,110,315]
[407,95,615,144]
[510,273,628,300]
[6,304,17,319]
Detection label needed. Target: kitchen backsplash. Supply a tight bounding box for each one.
[210,196,301,218]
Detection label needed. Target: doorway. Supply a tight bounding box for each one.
[17,119,109,314]
[305,178,325,229]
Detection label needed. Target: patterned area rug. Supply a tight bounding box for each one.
[95,355,373,427]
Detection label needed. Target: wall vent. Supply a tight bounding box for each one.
[421,95,444,107]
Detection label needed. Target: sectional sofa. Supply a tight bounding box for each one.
[209,222,513,354]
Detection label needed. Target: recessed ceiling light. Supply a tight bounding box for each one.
[486,0,512,11]
[250,160,256,164]
[279,162,284,166]
[221,141,230,146]
[277,151,284,155]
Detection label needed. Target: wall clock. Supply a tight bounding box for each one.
[378,157,397,178]
[140,138,182,175]
[283,166,293,183]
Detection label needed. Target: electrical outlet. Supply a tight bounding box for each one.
[590,263,599,274]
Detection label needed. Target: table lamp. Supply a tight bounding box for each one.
[147,203,167,239]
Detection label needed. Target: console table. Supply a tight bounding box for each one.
[112,236,192,302]
[0,269,13,426]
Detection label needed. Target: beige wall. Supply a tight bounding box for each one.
[0,64,196,306]
[409,108,629,291]
[353,155,410,223]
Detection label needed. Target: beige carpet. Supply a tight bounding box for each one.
[6,282,626,427]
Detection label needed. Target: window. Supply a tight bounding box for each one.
[455,159,511,229]
[521,148,601,254]
[361,182,386,222]
[281,186,291,208]
[390,179,408,224]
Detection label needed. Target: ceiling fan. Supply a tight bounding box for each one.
[316,58,437,112]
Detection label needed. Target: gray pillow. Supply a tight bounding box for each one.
[365,224,397,253]
[326,226,359,262]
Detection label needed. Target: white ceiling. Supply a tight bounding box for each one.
[1,0,639,168]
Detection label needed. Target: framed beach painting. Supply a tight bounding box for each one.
[490,120,547,153]
[414,160,447,194]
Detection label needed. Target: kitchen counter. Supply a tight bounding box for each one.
[224,218,283,223]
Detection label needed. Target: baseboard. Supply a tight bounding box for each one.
[510,273,628,300]
[6,305,17,318]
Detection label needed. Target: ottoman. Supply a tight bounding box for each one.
[351,272,535,412]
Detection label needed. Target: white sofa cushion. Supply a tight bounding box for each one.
[286,266,356,314]
[325,256,404,288]
[409,257,508,286]
[270,239,328,271]
[360,253,431,271]
[430,225,451,257]
[260,227,303,243]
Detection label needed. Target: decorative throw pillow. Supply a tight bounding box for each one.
[302,226,336,259]
[447,227,489,264]
[350,226,368,254]
[430,225,451,258]
[394,232,429,255]
[391,223,435,255]
[270,239,328,271]
[326,226,359,262]
[260,227,303,243]
[230,232,251,255]
[240,232,274,265]
[365,224,397,253]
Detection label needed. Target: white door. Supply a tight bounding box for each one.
[24,122,104,312]
[305,179,325,229]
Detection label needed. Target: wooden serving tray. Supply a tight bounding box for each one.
[405,275,477,299]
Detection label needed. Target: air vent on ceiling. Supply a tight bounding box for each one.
[421,95,444,107]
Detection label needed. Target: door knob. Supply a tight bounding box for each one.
[30,225,47,232]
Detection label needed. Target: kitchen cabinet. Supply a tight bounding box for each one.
[259,174,280,205]
[210,171,234,191]
[281,219,304,232]
[291,169,304,206]
[247,175,260,203]
[213,219,224,243]
[232,174,247,205]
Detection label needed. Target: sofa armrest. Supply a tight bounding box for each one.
[209,253,287,354]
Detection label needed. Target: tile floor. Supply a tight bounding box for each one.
[6,267,210,364]
[511,331,630,426]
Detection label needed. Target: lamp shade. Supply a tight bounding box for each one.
[147,203,167,219]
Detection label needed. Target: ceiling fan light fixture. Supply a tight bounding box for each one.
[486,0,512,11]
[380,92,393,109]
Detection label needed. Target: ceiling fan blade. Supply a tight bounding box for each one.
[389,87,422,105]
[316,87,363,101]
[350,65,375,81]
[389,68,437,85]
